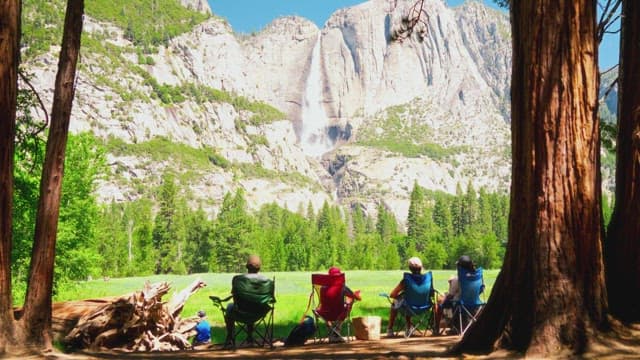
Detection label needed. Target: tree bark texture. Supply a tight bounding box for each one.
[605,0,640,322]
[0,0,20,353]
[455,0,607,357]
[20,0,84,350]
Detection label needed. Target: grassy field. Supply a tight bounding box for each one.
[56,270,498,344]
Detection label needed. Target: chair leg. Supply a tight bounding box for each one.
[400,310,436,338]
[459,305,482,336]
[242,309,275,349]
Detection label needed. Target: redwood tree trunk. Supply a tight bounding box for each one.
[0,0,20,354]
[455,0,607,357]
[605,0,640,322]
[19,0,84,350]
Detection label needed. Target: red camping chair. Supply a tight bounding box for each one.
[309,272,356,343]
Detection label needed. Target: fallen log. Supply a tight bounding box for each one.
[60,278,206,352]
[51,297,117,342]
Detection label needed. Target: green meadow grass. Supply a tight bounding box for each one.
[56,270,498,344]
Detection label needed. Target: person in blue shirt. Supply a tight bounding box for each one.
[193,310,211,346]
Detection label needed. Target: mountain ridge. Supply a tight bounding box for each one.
[23,0,513,224]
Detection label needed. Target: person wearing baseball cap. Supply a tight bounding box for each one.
[385,256,424,337]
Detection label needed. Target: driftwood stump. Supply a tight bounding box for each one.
[57,279,205,351]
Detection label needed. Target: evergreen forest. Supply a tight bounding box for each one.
[12,127,511,303]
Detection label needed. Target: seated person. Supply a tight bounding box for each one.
[192,310,211,346]
[314,266,362,342]
[386,256,424,337]
[435,255,475,332]
[328,266,361,301]
[224,254,268,347]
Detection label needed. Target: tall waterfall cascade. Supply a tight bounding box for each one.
[299,34,333,157]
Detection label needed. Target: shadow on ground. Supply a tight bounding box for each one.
[75,335,461,359]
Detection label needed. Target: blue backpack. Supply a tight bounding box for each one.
[284,315,316,346]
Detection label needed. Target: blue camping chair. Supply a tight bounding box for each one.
[452,267,485,336]
[381,271,437,338]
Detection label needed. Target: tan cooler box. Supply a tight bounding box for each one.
[353,316,381,340]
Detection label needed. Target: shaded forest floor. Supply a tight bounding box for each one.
[14,323,640,360]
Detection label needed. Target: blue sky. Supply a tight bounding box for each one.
[207,0,619,70]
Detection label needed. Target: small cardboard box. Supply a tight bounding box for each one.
[352,316,381,340]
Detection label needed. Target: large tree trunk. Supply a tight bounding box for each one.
[454,0,607,357]
[19,0,84,350]
[0,0,21,354]
[605,0,640,322]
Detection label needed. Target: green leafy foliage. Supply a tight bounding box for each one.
[55,134,107,283]
[79,177,507,288]
[21,0,208,58]
[85,0,209,51]
[13,132,106,302]
[211,189,255,272]
[405,182,508,269]
[21,0,66,58]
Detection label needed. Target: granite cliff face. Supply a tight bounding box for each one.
[25,0,513,223]
[319,0,510,129]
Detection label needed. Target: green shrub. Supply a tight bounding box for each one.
[104,136,230,170]
[248,134,269,147]
[85,0,209,50]
[356,104,463,160]
[21,0,66,59]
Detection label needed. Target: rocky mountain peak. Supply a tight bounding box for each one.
[24,0,515,224]
[259,16,318,36]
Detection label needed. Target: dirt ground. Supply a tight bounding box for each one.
[43,335,464,360]
[11,324,640,360]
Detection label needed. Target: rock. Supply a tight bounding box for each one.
[22,0,516,226]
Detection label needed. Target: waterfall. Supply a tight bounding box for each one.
[300,34,333,157]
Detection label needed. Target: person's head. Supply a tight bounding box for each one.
[246,254,262,273]
[197,310,206,318]
[328,266,342,275]
[456,255,475,271]
[407,257,422,274]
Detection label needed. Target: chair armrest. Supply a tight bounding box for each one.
[210,295,233,302]
[209,295,233,312]
[379,293,393,304]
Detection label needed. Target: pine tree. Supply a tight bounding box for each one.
[407,182,427,243]
[432,192,454,249]
[184,206,213,274]
[152,172,179,274]
[213,189,253,272]
[451,183,465,236]
[462,181,479,230]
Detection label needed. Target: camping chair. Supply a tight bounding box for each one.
[451,267,485,336]
[309,272,356,343]
[380,271,438,338]
[210,275,275,349]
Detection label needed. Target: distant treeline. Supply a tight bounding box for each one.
[12,132,512,304]
[91,175,510,278]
